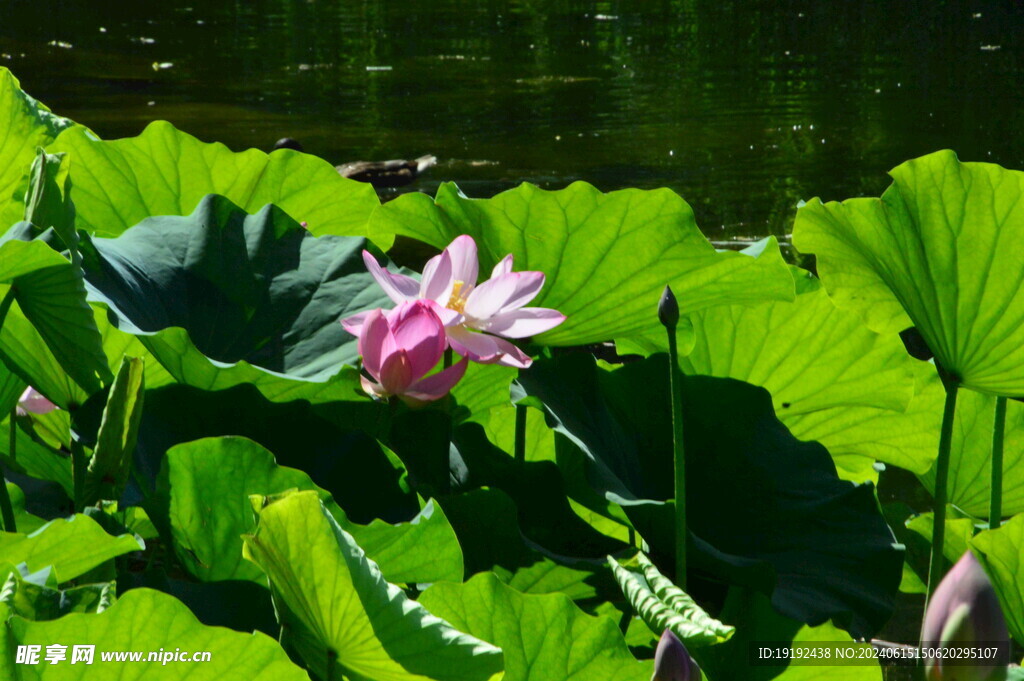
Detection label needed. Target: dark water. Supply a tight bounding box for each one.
[3,1,1023,240]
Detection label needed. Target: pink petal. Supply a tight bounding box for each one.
[472,307,566,338]
[18,387,57,415]
[340,310,371,337]
[357,309,392,377]
[463,271,545,321]
[445,235,479,290]
[377,348,414,394]
[362,250,419,304]
[420,250,455,304]
[402,357,469,404]
[447,326,533,369]
[389,301,447,379]
[490,254,514,278]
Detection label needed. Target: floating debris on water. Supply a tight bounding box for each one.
[366,65,393,71]
[152,62,174,71]
[47,40,73,49]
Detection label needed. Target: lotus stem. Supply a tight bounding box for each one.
[514,403,527,464]
[443,348,453,369]
[0,408,16,532]
[990,396,1007,530]
[659,286,686,589]
[70,438,86,512]
[925,381,959,609]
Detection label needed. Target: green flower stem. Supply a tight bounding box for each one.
[667,323,686,590]
[990,396,1007,530]
[513,403,527,464]
[0,408,16,532]
[925,382,959,608]
[443,348,453,369]
[70,438,87,512]
[0,289,18,532]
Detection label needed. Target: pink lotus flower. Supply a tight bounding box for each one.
[357,300,467,405]
[16,387,57,417]
[343,235,565,368]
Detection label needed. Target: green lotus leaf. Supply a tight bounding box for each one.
[48,119,379,239]
[907,376,1024,517]
[608,553,734,647]
[617,267,927,478]
[0,235,110,398]
[369,182,794,346]
[794,149,1024,396]
[131,383,413,523]
[0,514,141,582]
[242,490,503,681]
[79,194,399,405]
[970,513,1024,645]
[0,68,75,228]
[0,563,113,620]
[517,354,902,637]
[7,588,310,680]
[156,436,462,585]
[419,572,650,681]
[0,421,72,498]
[4,483,47,534]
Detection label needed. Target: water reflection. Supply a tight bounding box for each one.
[3,0,1021,238]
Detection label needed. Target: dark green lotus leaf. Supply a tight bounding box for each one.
[120,570,279,637]
[794,150,1024,396]
[698,588,882,681]
[0,67,75,228]
[420,572,650,681]
[48,119,379,238]
[242,490,504,681]
[78,193,400,405]
[440,489,614,604]
[369,181,794,346]
[126,382,415,524]
[517,354,902,637]
[8,588,310,680]
[155,436,462,585]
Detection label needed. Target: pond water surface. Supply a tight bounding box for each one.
[4,1,1022,240]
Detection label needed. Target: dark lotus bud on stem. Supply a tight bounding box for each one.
[652,629,701,681]
[921,551,1009,681]
[659,285,679,329]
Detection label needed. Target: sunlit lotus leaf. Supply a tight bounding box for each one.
[420,572,650,681]
[48,120,379,238]
[0,514,141,582]
[8,589,310,680]
[0,68,75,228]
[794,150,1024,396]
[242,490,503,681]
[369,182,795,346]
[157,436,462,585]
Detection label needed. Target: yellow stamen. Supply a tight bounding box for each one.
[447,280,468,313]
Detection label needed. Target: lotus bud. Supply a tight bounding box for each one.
[652,629,701,681]
[921,551,1010,681]
[15,387,57,417]
[658,286,679,329]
